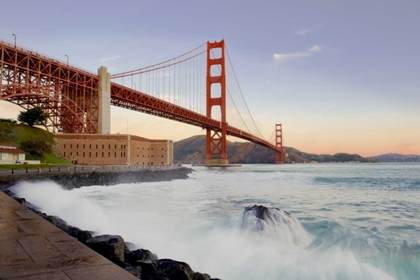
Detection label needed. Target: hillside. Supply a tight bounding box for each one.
[173,135,378,164]
[371,153,420,162]
[0,119,70,164]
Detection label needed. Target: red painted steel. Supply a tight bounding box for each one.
[0,40,284,162]
[206,40,227,160]
[275,123,284,163]
[0,40,99,133]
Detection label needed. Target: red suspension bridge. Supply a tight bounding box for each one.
[0,39,284,164]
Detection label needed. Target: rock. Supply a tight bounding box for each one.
[136,260,158,275]
[67,226,93,243]
[156,259,195,280]
[46,215,69,231]
[124,263,142,278]
[85,235,126,267]
[124,241,138,253]
[126,248,157,265]
[193,272,211,280]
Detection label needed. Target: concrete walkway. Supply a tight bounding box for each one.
[0,191,137,280]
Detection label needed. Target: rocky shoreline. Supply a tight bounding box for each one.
[2,167,221,280]
[0,167,193,191]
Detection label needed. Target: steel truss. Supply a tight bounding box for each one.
[0,41,99,133]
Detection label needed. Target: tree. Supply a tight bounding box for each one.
[17,107,46,127]
[20,139,52,163]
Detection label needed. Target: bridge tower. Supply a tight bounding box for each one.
[275,123,284,164]
[205,40,229,166]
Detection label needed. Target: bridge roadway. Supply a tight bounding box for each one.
[0,191,137,279]
[0,40,280,154]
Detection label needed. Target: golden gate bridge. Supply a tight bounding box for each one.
[0,39,284,164]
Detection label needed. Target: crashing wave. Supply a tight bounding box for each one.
[241,205,311,246]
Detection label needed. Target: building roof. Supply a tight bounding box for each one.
[0,148,25,154]
[0,142,17,147]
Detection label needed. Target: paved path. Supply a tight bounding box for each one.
[0,191,137,280]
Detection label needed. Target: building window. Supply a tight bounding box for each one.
[151,148,154,150]
[115,145,117,149]
[102,152,104,157]
[83,152,85,157]
[108,145,110,149]
[102,144,104,149]
[83,144,85,149]
[96,152,98,157]
[76,152,78,156]
[114,152,116,157]
[64,152,66,157]
[70,152,72,156]
[90,144,91,149]
[161,155,164,158]
[77,144,79,149]
[89,152,91,157]
[70,144,72,149]
[64,144,66,149]
[108,152,110,157]
[161,148,164,150]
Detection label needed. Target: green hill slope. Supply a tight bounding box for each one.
[0,119,70,164]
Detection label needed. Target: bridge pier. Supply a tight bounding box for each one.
[98,66,111,134]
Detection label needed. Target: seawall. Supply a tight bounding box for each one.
[0,167,193,190]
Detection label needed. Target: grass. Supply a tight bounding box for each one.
[0,121,72,167]
[44,153,72,165]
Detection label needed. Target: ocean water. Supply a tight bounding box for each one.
[10,163,420,280]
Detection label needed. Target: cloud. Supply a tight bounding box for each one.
[100,55,121,62]
[295,29,310,36]
[273,45,322,62]
[308,45,322,52]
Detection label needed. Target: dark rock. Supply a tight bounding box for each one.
[193,272,211,280]
[67,226,93,243]
[156,259,194,280]
[136,260,158,275]
[46,215,69,231]
[126,249,157,265]
[14,197,27,205]
[124,241,138,253]
[142,273,169,280]
[124,263,142,278]
[85,235,126,267]
[244,205,280,221]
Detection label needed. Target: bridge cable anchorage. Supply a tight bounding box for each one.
[110,43,207,79]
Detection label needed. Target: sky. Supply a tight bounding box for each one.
[0,0,419,156]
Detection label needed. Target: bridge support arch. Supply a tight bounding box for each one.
[205,40,229,166]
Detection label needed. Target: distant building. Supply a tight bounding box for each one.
[0,142,25,164]
[55,134,173,166]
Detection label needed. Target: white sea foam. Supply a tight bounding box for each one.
[9,163,420,280]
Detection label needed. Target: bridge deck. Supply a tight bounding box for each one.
[0,191,137,280]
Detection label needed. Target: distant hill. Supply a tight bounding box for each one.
[173,135,377,164]
[371,153,420,162]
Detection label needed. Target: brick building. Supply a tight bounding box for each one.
[55,134,173,166]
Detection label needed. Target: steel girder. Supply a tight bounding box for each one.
[0,40,99,133]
